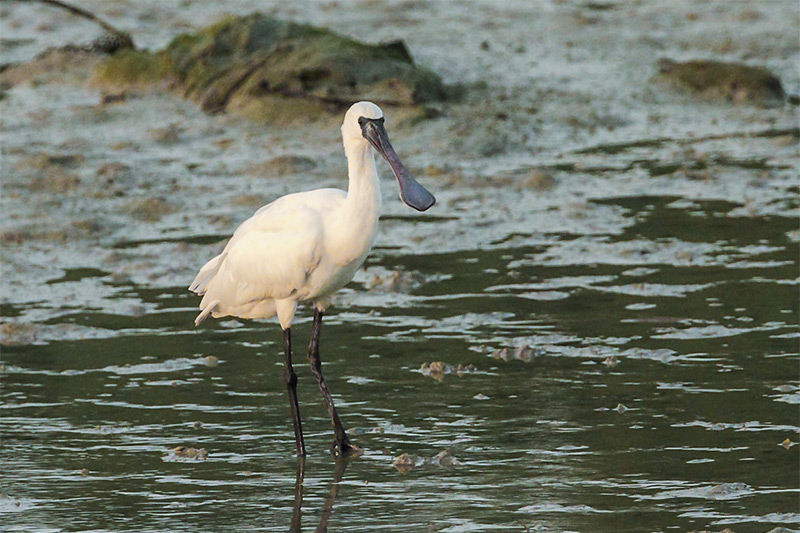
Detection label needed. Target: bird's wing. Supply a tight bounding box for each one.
[227,188,344,246]
[188,197,287,296]
[196,190,343,312]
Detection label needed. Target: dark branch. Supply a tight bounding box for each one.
[5,0,134,49]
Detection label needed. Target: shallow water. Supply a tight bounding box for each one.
[3,196,798,531]
[2,0,799,531]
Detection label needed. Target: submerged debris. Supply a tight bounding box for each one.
[170,446,209,460]
[513,345,539,362]
[367,270,429,293]
[454,364,475,377]
[420,361,446,381]
[603,356,619,368]
[654,59,785,107]
[704,482,751,500]
[431,450,462,470]
[393,449,462,473]
[419,361,476,381]
[763,528,795,533]
[393,453,418,473]
[0,322,38,346]
[490,347,510,361]
[490,345,541,363]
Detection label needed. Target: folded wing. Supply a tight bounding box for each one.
[190,196,329,324]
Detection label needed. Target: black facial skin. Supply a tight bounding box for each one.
[359,116,436,212]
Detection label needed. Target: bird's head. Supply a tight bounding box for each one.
[341,101,435,212]
[341,101,384,143]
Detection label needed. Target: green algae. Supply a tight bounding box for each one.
[92,48,172,89]
[92,13,446,122]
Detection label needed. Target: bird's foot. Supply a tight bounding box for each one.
[331,435,362,458]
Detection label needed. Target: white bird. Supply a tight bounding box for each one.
[189,101,435,457]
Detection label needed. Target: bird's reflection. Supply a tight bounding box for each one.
[290,458,305,532]
[290,455,352,533]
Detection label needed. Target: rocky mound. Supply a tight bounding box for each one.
[92,13,447,122]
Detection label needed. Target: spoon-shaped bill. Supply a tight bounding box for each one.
[361,119,435,212]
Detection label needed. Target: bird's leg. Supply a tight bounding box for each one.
[283,327,306,457]
[307,308,361,457]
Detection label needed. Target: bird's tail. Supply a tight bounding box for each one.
[194,299,219,326]
[189,254,224,295]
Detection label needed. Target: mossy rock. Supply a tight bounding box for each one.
[93,13,447,122]
[93,49,172,89]
[654,59,785,107]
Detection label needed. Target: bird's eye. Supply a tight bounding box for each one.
[358,117,366,127]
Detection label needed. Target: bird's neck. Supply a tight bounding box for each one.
[324,140,382,268]
[344,142,382,218]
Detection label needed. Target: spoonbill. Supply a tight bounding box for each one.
[189,101,435,457]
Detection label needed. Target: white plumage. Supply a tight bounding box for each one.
[189,101,434,456]
[189,101,434,330]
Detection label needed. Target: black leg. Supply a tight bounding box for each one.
[307,308,361,457]
[283,327,306,457]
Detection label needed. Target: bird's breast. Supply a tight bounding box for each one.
[327,201,380,264]
[306,212,378,299]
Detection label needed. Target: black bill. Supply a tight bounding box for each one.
[360,117,436,212]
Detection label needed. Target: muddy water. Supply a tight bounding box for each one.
[2,0,800,531]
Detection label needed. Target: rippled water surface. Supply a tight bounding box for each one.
[2,0,799,531]
[3,197,798,531]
